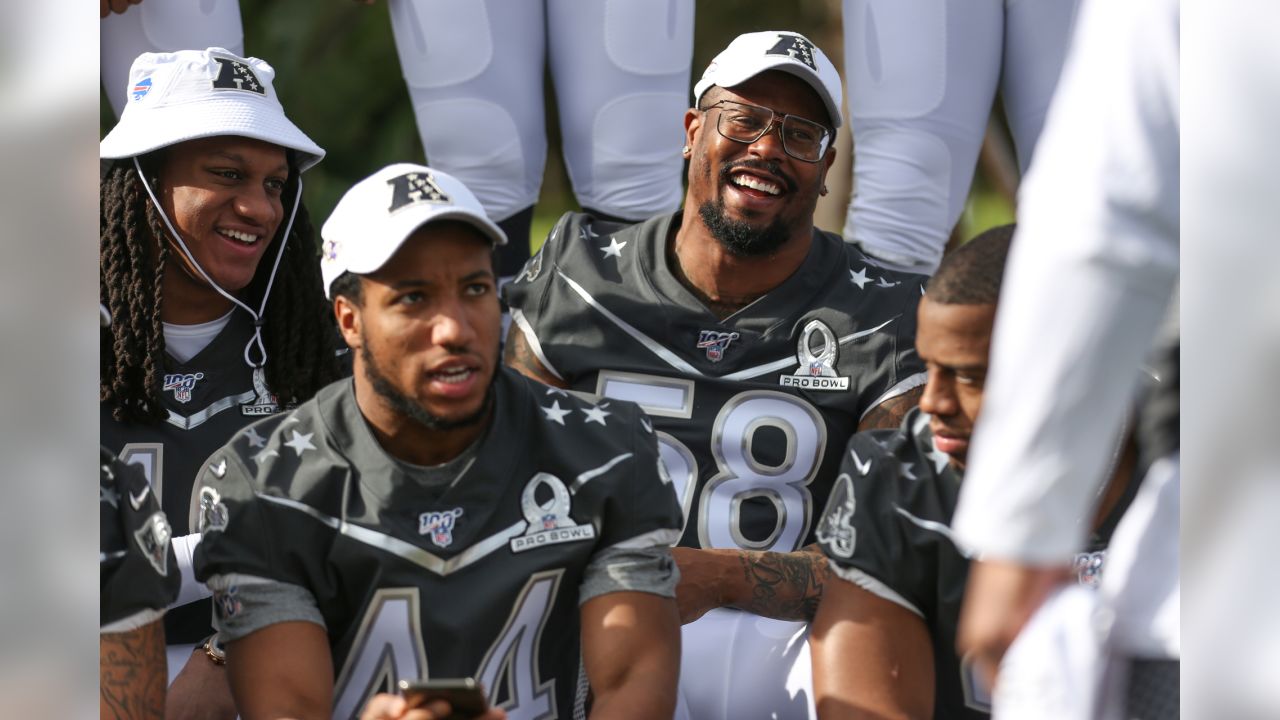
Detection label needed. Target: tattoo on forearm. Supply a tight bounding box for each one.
[732,545,828,622]
[100,621,167,720]
[858,386,923,432]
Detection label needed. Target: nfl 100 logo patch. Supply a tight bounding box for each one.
[419,508,464,548]
[163,372,205,404]
[696,330,740,363]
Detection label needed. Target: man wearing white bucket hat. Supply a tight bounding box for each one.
[192,163,683,719]
[505,30,928,720]
[99,47,344,706]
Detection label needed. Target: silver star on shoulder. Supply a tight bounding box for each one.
[542,400,572,425]
[849,267,871,289]
[283,430,316,457]
[899,462,918,481]
[600,237,627,259]
[209,459,227,479]
[252,448,279,468]
[875,276,900,288]
[244,426,266,448]
[100,484,120,509]
[581,405,611,426]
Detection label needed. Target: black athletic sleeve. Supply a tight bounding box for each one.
[815,433,929,617]
[100,448,180,632]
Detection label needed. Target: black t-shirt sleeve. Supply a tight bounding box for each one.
[100,448,180,631]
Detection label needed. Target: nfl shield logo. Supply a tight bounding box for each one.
[696,330,740,362]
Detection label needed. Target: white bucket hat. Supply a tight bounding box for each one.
[100,47,324,171]
[321,163,508,298]
[693,31,844,129]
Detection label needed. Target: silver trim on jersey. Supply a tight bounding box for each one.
[100,607,166,634]
[826,560,924,619]
[859,372,928,422]
[556,269,704,376]
[570,452,634,492]
[719,317,897,381]
[510,308,566,381]
[255,493,529,576]
[165,390,258,430]
[893,505,973,558]
[99,550,128,563]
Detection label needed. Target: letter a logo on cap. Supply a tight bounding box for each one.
[387,171,451,213]
[766,34,818,71]
[211,57,266,95]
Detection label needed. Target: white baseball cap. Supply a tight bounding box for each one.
[100,48,325,171]
[693,31,843,129]
[320,163,508,298]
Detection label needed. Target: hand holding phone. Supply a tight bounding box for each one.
[397,678,494,720]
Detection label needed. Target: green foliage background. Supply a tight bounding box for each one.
[101,0,1013,252]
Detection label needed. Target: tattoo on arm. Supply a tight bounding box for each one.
[858,386,923,432]
[502,325,567,388]
[732,545,829,622]
[100,620,167,720]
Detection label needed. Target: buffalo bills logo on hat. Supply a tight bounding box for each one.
[211,57,265,95]
[767,34,818,71]
[131,76,153,102]
[387,171,451,214]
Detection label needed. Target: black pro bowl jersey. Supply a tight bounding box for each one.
[814,407,990,718]
[101,311,290,643]
[101,447,179,632]
[504,211,927,552]
[193,369,682,720]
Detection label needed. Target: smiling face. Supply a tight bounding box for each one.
[337,222,501,446]
[157,136,291,297]
[684,71,836,257]
[915,298,996,470]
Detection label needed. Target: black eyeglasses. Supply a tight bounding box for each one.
[699,99,832,163]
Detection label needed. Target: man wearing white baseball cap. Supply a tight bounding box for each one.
[505,30,928,720]
[192,163,685,720]
[99,47,344,710]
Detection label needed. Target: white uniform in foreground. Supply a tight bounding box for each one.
[951,0,1180,716]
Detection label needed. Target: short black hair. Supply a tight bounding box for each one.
[924,223,1015,305]
[329,270,363,306]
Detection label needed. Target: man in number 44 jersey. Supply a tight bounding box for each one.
[193,164,683,720]
[504,31,927,720]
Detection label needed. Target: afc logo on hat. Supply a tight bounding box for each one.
[387,171,451,213]
[211,57,265,95]
[767,34,818,72]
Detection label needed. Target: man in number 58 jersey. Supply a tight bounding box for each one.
[504,31,926,720]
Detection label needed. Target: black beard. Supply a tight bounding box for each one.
[360,340,493,432]
[698,197,791,258]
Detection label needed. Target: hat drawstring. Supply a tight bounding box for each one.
[134,156,301,372]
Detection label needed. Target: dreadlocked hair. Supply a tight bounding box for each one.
[100,156,343,424]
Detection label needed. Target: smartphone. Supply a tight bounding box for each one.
[397,678,490,719]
